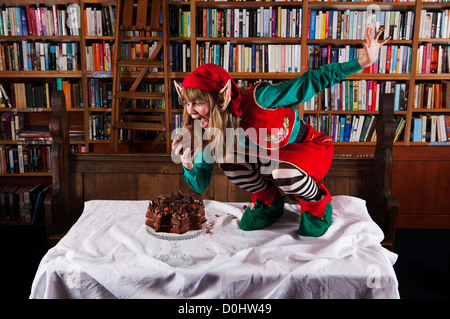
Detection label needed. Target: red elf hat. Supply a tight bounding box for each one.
[182,64,242,117]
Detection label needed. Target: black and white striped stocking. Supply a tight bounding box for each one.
[219,153,320,200]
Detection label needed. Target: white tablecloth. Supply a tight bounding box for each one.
[30,196,399,299]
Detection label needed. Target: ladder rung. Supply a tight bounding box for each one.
[115,92,165,100]
[114,122,166,131]
[121,115,165,121]
[117,60,164,68]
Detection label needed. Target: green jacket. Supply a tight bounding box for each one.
[183,59,362,193]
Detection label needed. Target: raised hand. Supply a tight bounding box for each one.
[358,23,391,69]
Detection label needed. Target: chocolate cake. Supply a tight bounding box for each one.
[145,191,206,234]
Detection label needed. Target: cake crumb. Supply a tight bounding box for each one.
[227,213,237,219]
[204,220,215,235]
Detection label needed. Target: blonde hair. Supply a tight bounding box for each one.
[179,87,240,161]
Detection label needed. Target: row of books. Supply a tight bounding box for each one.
[419,10,450,39]
[169,9,191,37]
[304,114,374,143]
[174,76,407,113]
[0,5,79,37]
[196,7,303,38]
[411,115,450,143]
[4,79,443,113]
[10,78,83,109]
[88,79,112,109]
[416,44,449,74]
[307,45,361,70]
[0,41,80,71]
[303,114,406,143]
[170,43,192,72]
[69,128,85,144]
[307,44,413,74]
[414,82,450,109]
[308,10,414,40]
[89,114,110,140]
[85,42,114,72]
[369,45,414,74]
[0,184,50,224]
[306,80,409,111]
[0,79,82,109]
[1,78,161,111]
[5,82,51,109]
[0,144,51,174]
[196,43,302,73]
[1,112,22,141]
[59,79,83,109]
[1,112,52,142]
[84,5,116,37]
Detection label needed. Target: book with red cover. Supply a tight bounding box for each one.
[430,45,439,74]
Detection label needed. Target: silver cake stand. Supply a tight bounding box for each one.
[146,225,206,267]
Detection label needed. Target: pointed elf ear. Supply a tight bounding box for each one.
[174,81,183,99]
[219,79,232,112]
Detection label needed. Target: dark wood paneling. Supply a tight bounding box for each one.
[68,156,379,217]
[393,161,450,215]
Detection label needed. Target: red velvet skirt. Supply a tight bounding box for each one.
[237,123,333,182]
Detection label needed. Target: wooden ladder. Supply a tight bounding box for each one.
[110,0,170,153]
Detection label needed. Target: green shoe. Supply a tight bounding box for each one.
[297,202,333,237]
[239,193,285,231]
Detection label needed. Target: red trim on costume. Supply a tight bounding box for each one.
[250,186,277,206]
[239,83,296,150]
[293,184,332,218]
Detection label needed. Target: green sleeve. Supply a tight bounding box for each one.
[255,59,362,108]
[182,152,214,194]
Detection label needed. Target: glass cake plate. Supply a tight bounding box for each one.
[146,225,206,267]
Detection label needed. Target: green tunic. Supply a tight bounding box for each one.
[183,59,362,193]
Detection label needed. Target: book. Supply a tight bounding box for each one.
[31,184,51,224]
[23,184,43,223]
[394,117,406,142]
[0,41,79,71]
[18,125,50,138]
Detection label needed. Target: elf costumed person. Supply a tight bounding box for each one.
[173,24,390,237]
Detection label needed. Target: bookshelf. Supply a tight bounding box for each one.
[168,0,450,155]
[0,0,82,227]
[0,0,449,229]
